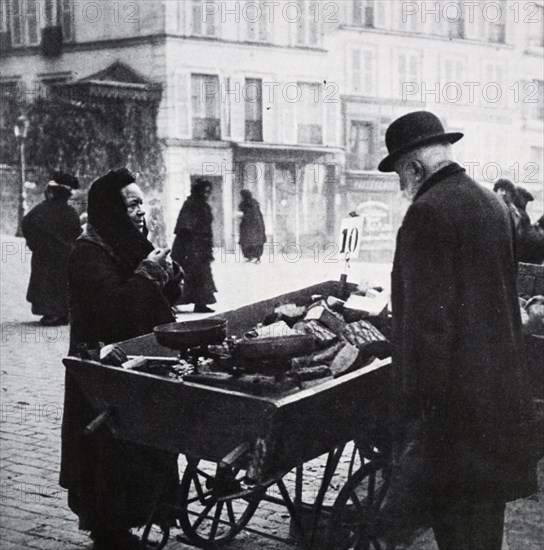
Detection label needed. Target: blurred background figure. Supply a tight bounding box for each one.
[238,189,266,263]
[146,197,168,248]
[515,186,534,214]
[493,178,521,223]
[171,178,217,313]
[22,172,81,326]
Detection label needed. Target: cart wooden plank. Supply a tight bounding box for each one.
[63,356,390,472]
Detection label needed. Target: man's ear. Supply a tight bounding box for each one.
[410,160,426,181]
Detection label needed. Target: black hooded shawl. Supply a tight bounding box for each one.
[60,169,179,531]
[87,169,153,270]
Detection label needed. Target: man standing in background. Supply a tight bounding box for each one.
[22,172,81,326]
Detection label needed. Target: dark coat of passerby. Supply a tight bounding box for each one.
[171,179,217,313]
[60,169,182,550]
[507,184,544,264]
[238,189,266,262]
[21,173,81,325]
[379,112,540,549]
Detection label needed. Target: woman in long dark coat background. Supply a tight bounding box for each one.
[171,179,217,313]
[60,168,182,550]
[22,173,81,325]
[238,189,266,263]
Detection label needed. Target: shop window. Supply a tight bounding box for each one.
[348,121,374,171]
[297,83,322,145]
[191,74,221,140]
[244,78,263,142]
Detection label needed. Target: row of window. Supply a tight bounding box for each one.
[2,1,543,49]
[186,75,326,145]
[1,0,74,47]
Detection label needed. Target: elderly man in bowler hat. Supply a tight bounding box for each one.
[379,111,539,549]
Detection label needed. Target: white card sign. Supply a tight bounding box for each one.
[338,217,363,261]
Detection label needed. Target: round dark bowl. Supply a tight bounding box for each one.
[233,334,316,361]
[154,319,227,350]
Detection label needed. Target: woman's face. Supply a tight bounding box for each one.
[121,183,145,232]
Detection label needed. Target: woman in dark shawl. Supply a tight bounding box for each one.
[22,172,81,325]
[60,169,182,550]
[171,179,217,313]
[238,189,266,263]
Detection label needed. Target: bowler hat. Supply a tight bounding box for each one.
[493,178,516,196]
[49,171,80,190]
[516,186,534,203]
[378,111,463,172]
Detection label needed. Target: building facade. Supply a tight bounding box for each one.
[1,0,543,258]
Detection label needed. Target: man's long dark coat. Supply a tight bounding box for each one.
[22,199,81,317]
[391,163,538,508]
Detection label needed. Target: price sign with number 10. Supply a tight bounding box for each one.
[338,217,363,262]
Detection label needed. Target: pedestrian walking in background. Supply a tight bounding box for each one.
[171,178,217,313]
[513,185,544,264]
[61,168,182,550]
[21,172,81,326]
[378,111,540,549]
[238,189,266,263]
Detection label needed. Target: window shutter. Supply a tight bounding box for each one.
[324,99,338,146]
[174,72,191,138]
[374,0,387,28]
[221,76,231,139]
[230,74,245,141]
[363,49,373,95]
[352,49,361,93]
[282,90,297,144]
[263,78,277,143]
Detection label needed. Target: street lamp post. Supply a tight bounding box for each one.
[14,114,29,238]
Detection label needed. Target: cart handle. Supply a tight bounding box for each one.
[219,442,250,469]
[84,407,114,436]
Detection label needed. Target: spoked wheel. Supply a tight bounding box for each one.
[325,461,390,550]
[178,458,263,548]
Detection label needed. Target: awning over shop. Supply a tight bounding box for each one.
[57,61,162,102]
[233,141,344,163]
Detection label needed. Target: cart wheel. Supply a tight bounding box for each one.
[178,458,262,548]
[325,461,390,550]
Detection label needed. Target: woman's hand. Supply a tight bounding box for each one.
[147,248,170,267]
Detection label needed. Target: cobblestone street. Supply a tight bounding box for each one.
[1,236,542,549]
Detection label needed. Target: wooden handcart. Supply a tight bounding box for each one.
[64,281,393,550]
